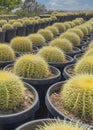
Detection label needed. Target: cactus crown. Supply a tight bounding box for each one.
[23,19,32,25]
[84,49,93,57]
[38,29,54,41]
[0,20,7,26]
[60,32,81,46]
[61,74,93,120]
[0,44,15,61]
[53,23,66,33]
[88,41,93,49]
[37,46,66,62]
[14,54,50,79]
[46,26,59,36]
[9,19,16,24]
[2,23,13,31]
[0,71,25,111]
[28,33,46,46]
[12,22,23,27]
[0,28,2,32]
[31,20,38,24]
[78,26,88,36]
[10,37,32,52]
[74,56,93,74]
[36,120,86,130]
[50,38,73,52]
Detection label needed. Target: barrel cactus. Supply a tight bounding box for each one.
[50,38,73,52]
[74,56,93,74]
[10,37,32,52]
[0,28,2,32]
[88,41,93,49]
[53,23,66,33]
[84,49,93,57]
[38,29,54,41]
[12,22,23,27]
[61,74,93,121]
[78,26,88,36]
[37,46,66,62]
[14,54,50,79]
[0,44,15,61]
[9,19,16,24]
[36,120,85,130]
[46,26,59,36]
[23,19,32,25]
[0,20,7,27]
[60,32,81,46]
[0,71,25,111]
[2,23,13,31]
[28,33,46,46]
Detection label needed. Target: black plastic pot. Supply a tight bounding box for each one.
[33,23,40,33]
[15,119,63,130]
[66,47,81,57]
[5,29,16,43]
[0,31,5,43]
[63,64,74,80]
[0,82,39,130]
[48,55,75,80]
[75,41,87,49]
[81,45,88,52]
[16,26,26,36]
[45,81,93,129]
[25,25,34,36]
[4,65,61,118]
[74,53,84,62]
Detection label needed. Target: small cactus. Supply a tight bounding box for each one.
[28,33,46,46]
[50,38,73,52]
[61,74,93,121]
[74,56,93,74]
[84,49,93,57]
[46,26,59,36]
[88,41,93,49]
[9,19,16,24]
[0,71,25,111]
[0,20,7,27]
[37,46,66,62]
[78,26,88,36]
[60,32,81,46]
[36,120,86,130]
[10,37,32,52]
[23,19,32,25]
[12,21,23,27]
[38,29,54,41]
[0,28,2,32]
[14,54,50,79]
[0,44,15,61]
[2,23,13,31]
[53,23,66,33]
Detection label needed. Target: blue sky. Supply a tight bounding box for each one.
[36,0,93,11]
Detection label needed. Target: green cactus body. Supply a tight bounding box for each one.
[0,44,15,61]
[38,29,54,41]
[37,46,66,62]
[53,23,66,33]
[12,22,23,27]
[46,26,59,36]
[2,23,13,31]
[28,34,46,46]
[84,49,93,57]
[50,38,73,52]
[78,26,88,36]
[0,20,7,27]
[74,56,93,74]
[88,41,93,49]
[0,28,2,32]
[23,19,32,25]
[60,32,81,46]
[61,74,93,120]
[10,37,32,52]
[14,54,50,79]
[0,71,25,111]
[36,120,86,130]
[9,20,16,24]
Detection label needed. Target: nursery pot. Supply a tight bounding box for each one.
[16,26,26,36]
[5,29,16,43]
[74,53,84,62]
[75,41,87,49]
[66,47,81,57]
[48,55,75,80]
[4,65,61,118]
[25,25,34,35]
[0,31,5,43]
[33,23,40,33]
[45,81,93,129]
[0,82,39,130]
[63,64,75,80]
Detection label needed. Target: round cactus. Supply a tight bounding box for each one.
[53,23,66,33]
[84,49,93,57]
[0,71,25,111]
[0,28,2,32]
[63,22,71,30]
[50,38,73,52]
[23,19,32,25]
[78,26,88,36]
[9,19,16,24]
[10,37,32,52]
[2,23,13,31]
[46,26,59,36]
[36,120,85,130]
[38,29,54,41]
[67,28,84,39]
[60,32,81,46]
[74,56,93,74]
[14,54,50,79]
[61,74,93,120]
[88,41,93,49]
[37,46,66,62]
[31,20,39,24]
[0,44,15,61]
[28,33,46,46]
[12,21,23,27]
[51,15,57,20]
[0,20,7,27]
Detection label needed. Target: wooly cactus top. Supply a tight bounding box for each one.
[0,71,25,111]
[53,23,66,33]
[2,23,13,31]
[46,26,59,36]
[12,21,23,27]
